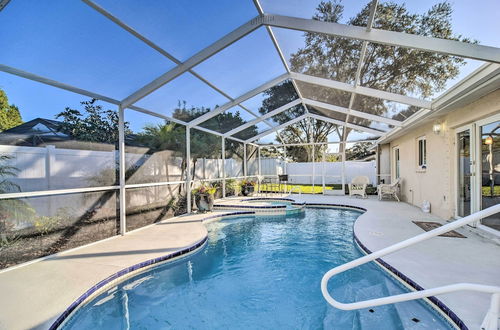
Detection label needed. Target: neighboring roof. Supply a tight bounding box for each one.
[0,118,69,146]
[1,117,66,136]
[0,118,142,149]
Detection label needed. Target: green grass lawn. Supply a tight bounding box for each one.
[259,184,499,196]
[258,183,377,195]
[259,183,330,194]
[482,185,500,197]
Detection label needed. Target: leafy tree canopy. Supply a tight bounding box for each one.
[260,0,470,160]
[56,99,131,144]
[138,101,255,161]
[345,142,375,160]
[0,89,23,132]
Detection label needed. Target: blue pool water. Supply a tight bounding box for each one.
[62,208,452,329]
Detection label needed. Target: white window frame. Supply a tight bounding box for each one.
[417,136,427,170]
[393,146,400,181]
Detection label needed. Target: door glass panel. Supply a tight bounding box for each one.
[457,129,471,217]
[480,120,500,230]
[394,148,400,180]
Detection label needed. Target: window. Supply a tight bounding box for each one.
[394,147,400,179]
[417,136,427,169]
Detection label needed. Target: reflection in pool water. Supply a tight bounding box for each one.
[62,208,452,329]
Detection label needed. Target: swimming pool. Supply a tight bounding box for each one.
[214,197,305,216]
[61,208,452,329]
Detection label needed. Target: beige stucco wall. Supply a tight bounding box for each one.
[377,144,391,184]
[384,89,500,219]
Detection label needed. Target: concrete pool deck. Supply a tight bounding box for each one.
[0,211,236,330]
[293,195,500,329]
[0,195,498,329]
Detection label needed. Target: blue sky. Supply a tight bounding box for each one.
[0,0,499,134]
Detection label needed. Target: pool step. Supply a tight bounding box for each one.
[383,278,448,329]
[354,282,404,330]
[323,280,404,330]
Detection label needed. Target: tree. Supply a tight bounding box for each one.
[259,81,339,161]
[56,99,131,144]
[260,1,470,160]
[138,101,257,192]
[345,142,375,160]
[0,89,23,132]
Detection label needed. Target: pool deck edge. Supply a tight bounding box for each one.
[0,210,253,330]
[1,196,498,330]
[292,195,500,330]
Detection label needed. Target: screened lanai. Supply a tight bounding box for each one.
[0,0,499,260]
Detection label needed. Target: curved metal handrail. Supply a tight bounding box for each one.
[321,204,500,330]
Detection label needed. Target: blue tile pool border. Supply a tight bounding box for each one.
[353,234,468,330]
[49,211,255,330]
[52,203,454,329]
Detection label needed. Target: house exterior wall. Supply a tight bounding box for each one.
[384,89,500,219]
[377,144,391,185]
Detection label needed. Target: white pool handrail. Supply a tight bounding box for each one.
[321,203,500,330]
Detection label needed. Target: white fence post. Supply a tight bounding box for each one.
[45,145,55,214]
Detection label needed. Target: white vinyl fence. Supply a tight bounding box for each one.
[0,145,375,218]
[286,161,376,185]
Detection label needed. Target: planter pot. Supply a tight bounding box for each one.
[195,193,214,212]
[241,185,255,197]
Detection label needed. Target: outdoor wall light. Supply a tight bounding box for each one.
[485,136,493,145]
[432,122,442,135]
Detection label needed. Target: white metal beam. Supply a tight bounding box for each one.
[82,0,275,130]
[186,128,191,213]
[246,114,308,142]
[0,0,11,12]
[291,72,432,109]
[128,105,187,126]
[303,99,402,127]
[0,64,121,106]
[192,125,246,143]
[343,0,379,140]
[118,105,126,235]
[121,16,263,108]
[224,99,302,137]
[264,14,500,63]
[309,113,383,136]
[252,0,306,111]
[189,73,289,127]
[0,64,247,140]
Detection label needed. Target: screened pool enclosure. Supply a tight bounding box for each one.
[0,0,499,268]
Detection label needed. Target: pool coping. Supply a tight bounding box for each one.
[47,200,465,329]
[49,210,256,330]
[303,202,466,329]
[353,234,466,330]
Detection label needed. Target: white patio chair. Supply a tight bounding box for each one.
[349,176,370,198]
[378,178,401,202]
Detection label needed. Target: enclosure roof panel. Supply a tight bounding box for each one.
[1,0,499,146]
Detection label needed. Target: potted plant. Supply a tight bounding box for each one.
[192,184,217,212]
[225,179,241,196]
[240,179,256,197]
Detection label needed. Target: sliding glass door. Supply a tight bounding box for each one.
[478,118,500,231]
[456,127,473,217]
[456,115,500,233]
